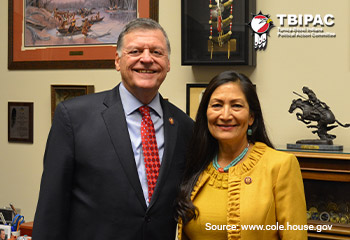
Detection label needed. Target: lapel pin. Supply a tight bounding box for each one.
[169,117,174,125]
[244,176,252,185]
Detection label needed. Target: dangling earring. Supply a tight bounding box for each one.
[247,126,252,136]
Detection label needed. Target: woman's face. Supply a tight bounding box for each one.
[207,82,254,146]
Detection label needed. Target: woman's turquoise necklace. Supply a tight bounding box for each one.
[213,144,249,173]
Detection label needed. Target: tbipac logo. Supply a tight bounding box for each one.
[276,14,336,38]
[249,11,274,51]
[249,12,336,50]
[276,14,335,27]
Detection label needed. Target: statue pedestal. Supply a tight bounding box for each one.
[287,139,343,151]
[296,139,333,145]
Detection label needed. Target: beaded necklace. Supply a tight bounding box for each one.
[213,144,249,173]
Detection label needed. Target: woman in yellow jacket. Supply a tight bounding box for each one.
[176,71,307,240]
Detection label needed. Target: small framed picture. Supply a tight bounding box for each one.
[0,224,12,240]
[51,85,94,121]
[186,83,208,120]
[8,102,34,143]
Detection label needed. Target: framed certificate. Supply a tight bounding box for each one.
[8,102,34,143]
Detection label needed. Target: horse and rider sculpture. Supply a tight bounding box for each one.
[289,86,350,143]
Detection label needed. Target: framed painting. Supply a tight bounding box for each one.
[0,225,11,240]
[186,83,208,120]
[8,0,159,70]
[51,85,94,120]
[8,102,34,143]
[181,0,256,65]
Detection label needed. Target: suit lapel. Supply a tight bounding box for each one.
[148,98,178,209]
[101,85,147,210]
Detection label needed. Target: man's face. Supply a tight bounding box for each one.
[115,29,170,100]
[0,230,5,240]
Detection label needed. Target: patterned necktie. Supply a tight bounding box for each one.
[139,106,161,202]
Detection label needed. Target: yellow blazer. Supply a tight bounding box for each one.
[177,142,307,240]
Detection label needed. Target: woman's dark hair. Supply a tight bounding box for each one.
[176,70,274,224]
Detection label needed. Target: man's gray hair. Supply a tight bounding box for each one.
[116,18,171,57]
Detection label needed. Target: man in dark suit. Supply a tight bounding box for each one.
[32,18,193,239]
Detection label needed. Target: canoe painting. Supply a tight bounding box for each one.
[24,0,137,47]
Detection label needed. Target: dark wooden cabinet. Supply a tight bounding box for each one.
[19,221,33,236]
[286,150,350,240]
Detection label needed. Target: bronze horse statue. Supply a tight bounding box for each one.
[289,97,350,141]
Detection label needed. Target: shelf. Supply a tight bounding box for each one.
[308,232,350,240]
[285,150,350,182]
[308,220,350,236]
[282,150,350,239]
[287,151,350,160]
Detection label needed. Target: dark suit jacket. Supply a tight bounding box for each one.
[32,85,193,239]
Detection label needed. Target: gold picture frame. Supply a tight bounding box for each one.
[51,85,95,121]
[186,83,208,120]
